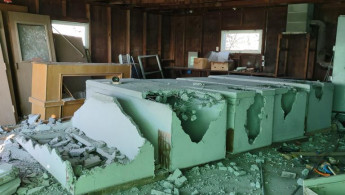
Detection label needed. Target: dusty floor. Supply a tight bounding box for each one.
[0,122,344,195]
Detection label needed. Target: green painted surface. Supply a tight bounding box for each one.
[178,77,307,142]
[155,79,273,154]
[17,95,155,195]
[303,174,345,195]
[86,79,227,170]
[332,15,345,112]
[211,75,333,132]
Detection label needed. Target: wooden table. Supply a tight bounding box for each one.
[164,66,275,78]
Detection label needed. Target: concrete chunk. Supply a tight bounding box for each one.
[167,169,183,182]
[0,178,20,195]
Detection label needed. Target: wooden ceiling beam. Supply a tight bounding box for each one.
[87,0,345,9]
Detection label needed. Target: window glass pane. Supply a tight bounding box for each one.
[221,30,263,53]
[17,24,50,61]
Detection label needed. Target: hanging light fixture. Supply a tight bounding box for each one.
[4,0,12,3]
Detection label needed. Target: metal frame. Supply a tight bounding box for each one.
[138,54,164,79]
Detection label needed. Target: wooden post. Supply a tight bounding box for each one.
[107,7,112,63]
[86,4,91,53]
[35,0,40,14]
[274,34,282,77]
[126,9,131,54]
[61,0,67,17]
[143,12,147,55]
[158,15,162,56]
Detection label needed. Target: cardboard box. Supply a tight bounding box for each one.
[211,62,234,71]
[194,58,210,69]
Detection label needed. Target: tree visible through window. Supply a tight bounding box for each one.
[221,30,263,53]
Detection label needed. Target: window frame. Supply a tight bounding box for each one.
[220,29,263,54]
[52,20,90,49]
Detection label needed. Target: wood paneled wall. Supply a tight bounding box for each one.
[5,1,345,78]
[170,7,287,73]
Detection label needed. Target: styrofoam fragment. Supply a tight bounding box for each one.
[151,189,169,195]
[234,171,246,176]
[51,139,71,148]
[227,166,234,173]
[173,188,179,195]
[163,181,174,189]
[83,155,101,168]
[281,171,296,179]
[219,166,227,171]
[48,137,62,145]
[27,114,40,125]
[0,163,18,185]
[250,164,259,172]
[255,181,261,189]
[35,124,51,131]
[26,186,45,195]
[191,189,199,195]
[174,176,187,188]
[167,169,183,182]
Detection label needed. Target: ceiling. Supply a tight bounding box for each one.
[87,0,344,10]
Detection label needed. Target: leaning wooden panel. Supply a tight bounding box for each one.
[7,11,56,63]
[0,11,17,125]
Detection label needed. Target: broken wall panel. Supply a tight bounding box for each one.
[182,77,308,142]
[17,94,155,195]
[86,79,227,170]
[161,79,274,153]
[211,75,334,133]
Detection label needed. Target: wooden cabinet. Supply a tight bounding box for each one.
[29,62,131,120]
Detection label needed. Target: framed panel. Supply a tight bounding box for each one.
[7,11,56,116]
[8,11,56,63]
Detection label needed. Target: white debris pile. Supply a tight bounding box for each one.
[0,163,20,195]
[150,169,188,195]
[19,125,130,176]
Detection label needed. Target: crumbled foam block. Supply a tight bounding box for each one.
[281,171,296,179]
[35,124,51,131]
[174,176,187,188]
[301,168,309,177]
[250,164,259,172]
[16,187,28,195]
[219,166,227,171]
[0,178,20,195]
[173,188,179,195]
[227,166,235,173]
[48,137,62,145]
[27,114,40,125]
[167,169,183,182]
[234,171,246,176]
[191,189,199,195]
[83,155,101,168]
[255,181,261,189]
[151,189,169,195]
[162,181,174,189]
[0,163,18,185]
[26,186,45,195]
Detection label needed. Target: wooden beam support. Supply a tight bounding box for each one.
[126,9,130,54]
[157,15,162,56]
[142,12,147,55]
[62,0,67,17]
[107,7,112,63]
[35,0,40,14]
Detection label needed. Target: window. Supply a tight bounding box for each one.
[221,30,263,54]
[52,20,89,48]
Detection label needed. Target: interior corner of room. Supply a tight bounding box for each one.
[0,1,345,195]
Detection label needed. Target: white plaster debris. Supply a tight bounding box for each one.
[301,168,309,177]
[281,171,296,179]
